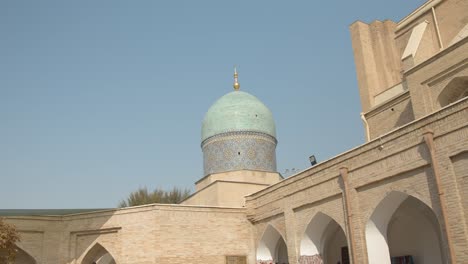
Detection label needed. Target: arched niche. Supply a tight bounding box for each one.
[81,243,116,264]
[365,191,444,264]
[299,212,349,264]
[256,225,289,264]
[437,76,468,107]
[0,245,37,264]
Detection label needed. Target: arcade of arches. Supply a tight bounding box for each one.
[247,96,468,264]
[254,192,444,264]
[0,243,117,264]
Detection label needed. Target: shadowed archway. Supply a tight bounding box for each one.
[366,191,444,264]
[81,243,116,264]
[438,76,468,107]
[300,212,349,264]
[256,225,289,264]
[0,246,37,264]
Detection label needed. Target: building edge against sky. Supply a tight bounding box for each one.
[1,0,468,263]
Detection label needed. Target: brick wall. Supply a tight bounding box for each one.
[246,98,468,264]
[6,205,255,264]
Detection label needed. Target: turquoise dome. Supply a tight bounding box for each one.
[201,91,276,142]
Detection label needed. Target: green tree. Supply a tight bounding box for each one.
[118,187,191,207]
[0,218,20,264]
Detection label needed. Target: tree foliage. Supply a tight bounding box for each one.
[118,187,191,207]
[0,218,20,264]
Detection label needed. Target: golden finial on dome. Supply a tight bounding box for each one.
[233,66,240,91]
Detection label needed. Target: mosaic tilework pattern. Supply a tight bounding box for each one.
[201,91,276,142]
[202,131,277,176]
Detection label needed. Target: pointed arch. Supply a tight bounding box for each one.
[437,76,468,107]
[81,242,116,264]
[300,212,349,264]
[0,245,37,264]
[365,191,444,264]
[256,224,289,264]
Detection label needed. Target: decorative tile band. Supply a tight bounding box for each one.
[202,131,277,176]
[202,131,277,147]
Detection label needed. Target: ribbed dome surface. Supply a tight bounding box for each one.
[201,91,276,142]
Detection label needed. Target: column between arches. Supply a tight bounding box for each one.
[284,206,298,264]
[340,167,365,264]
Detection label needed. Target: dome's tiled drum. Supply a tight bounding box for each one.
[202,131,277,176]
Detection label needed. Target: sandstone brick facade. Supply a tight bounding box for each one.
[6,205,255,264]
[246,98,468,263]
[351,0,468,140]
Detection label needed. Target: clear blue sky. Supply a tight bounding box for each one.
[1,0,426,209]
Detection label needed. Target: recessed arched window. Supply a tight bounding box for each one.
[437,76,468,107]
